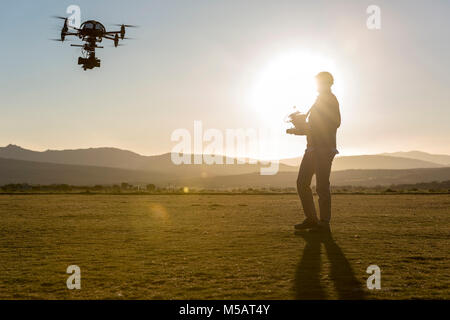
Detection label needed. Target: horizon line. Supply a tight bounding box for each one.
[2,144,450,160]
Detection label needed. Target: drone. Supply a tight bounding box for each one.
[53,17,136,70]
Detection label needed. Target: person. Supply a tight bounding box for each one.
[294,71,341,233]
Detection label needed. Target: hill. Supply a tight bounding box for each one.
[280,154,442,170]
[1,156,449,187]
[381,151,450,166]
[173,167,450,189]
[1,145,446,178]
[0,157,168,186]
[0,145,293,177]
[332,155,442,170]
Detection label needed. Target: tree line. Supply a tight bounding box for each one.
[0,181,449,194]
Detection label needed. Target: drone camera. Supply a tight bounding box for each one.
[78,56,101,70]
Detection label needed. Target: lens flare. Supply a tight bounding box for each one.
[149,203,169,220]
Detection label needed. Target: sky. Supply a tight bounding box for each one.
[0,0,449,159]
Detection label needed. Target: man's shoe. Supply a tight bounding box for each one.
[294,219,318,230]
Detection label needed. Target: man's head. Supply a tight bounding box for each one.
[315,71,334,92]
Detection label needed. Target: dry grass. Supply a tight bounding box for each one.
[0,194,448,299]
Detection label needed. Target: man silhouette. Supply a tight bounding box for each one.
[294,72,341,232]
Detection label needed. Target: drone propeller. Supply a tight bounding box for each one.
[111,24,137,40]
[51,15,67,20]
[113,24,139,28]
[49,38,75,42]
[51,16,79,30]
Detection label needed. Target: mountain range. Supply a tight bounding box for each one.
[0,144,449,187]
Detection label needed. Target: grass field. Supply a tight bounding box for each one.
[0,194,448,299]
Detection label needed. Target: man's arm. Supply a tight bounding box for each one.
[286,124,310,136]
[334,100,341,129]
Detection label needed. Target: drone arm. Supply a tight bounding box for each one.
[70,44,104,49]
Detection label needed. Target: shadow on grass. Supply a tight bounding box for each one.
[294,231,367,299]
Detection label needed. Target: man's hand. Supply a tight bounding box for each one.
[286,128,307,136]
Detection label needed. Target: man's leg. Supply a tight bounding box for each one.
[297,150,318,223]
[314,151,335,225]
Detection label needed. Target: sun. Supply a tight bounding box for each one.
[248,51,343,127]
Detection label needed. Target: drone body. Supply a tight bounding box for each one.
[55,17,136,70]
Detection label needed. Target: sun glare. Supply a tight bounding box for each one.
[249,51,343,127]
